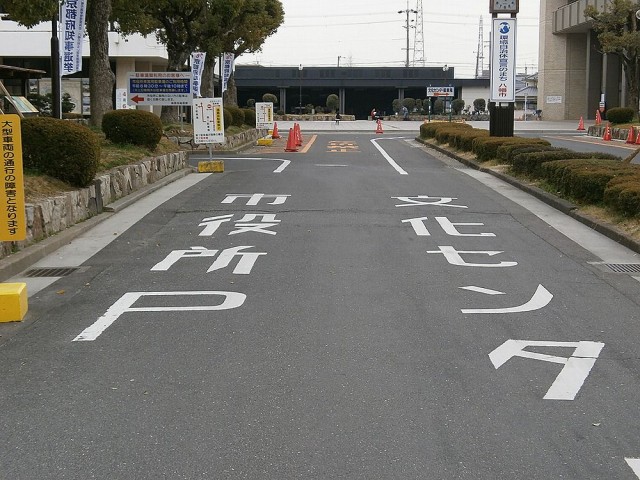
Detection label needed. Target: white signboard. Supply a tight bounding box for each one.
[490,18,517,102]
[255,102,274,129]
[427,86,454,97]
[115,89,130,110]
[127,72,193,106]
[546,96,563,104]
[193,97,224,144]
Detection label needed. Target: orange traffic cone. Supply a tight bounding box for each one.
[603,122,612,141]
[284,128,298,152]
[626,127,636,144]
[272,122,281,139]
[294,123,303,146]
[375,119,384,134]
[577,117,585,131]
[595,110,602,125]
[635,128,640,145]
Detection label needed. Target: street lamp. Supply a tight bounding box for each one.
[298,64,303,115]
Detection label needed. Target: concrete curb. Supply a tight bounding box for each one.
[415,136,640,256]
[0,167,193,282]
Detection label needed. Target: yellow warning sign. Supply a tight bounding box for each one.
[0,114,26,241]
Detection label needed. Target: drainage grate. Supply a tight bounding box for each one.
[24,267,80,278]
[603,264,640,274]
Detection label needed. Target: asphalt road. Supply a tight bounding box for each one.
[2,132,640,479]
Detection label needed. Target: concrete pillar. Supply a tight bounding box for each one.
[280,87,287,114]
[339,87,346,114]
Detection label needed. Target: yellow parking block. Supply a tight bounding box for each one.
[0,282,28,322]
[197,160,224,173]
[257,137,273,146]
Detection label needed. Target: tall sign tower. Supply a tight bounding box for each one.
[489,0,519,137]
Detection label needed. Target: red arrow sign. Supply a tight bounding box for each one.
[131,95,145,104]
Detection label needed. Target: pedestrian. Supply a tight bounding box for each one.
[402,105,409,121]
[335,110,341,125]
[371,108,377,120]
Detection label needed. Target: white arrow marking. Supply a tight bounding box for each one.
[461,284,552,313]
[459,286,506,295]
[489,340,605,400]
[626,458,640,478]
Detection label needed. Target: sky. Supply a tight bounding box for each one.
[237,0,541,79]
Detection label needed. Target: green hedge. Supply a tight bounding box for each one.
[102,110,163,149]
[242,108,256,127]
[472,137,550,162]
[419,121,470,139]
[22,117,101,188]
[224,105,245,127]
[511,150,622,176]
[606,107,634,125]
[604,175,640,216]
[496,144,564,163]
[540,159,637,203]
[223,108,233,129]
[450,129,490,151]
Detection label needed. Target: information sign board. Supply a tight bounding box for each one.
[193,98,225,144]
[0,115,25,241]
[127,72,193,106]
[255,102,274,129]
[427,86,454,97]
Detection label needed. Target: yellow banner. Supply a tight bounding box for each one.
[0,114,26,241]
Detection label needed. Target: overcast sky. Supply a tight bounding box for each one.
[237,0,541,78]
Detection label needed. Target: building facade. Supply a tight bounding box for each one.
[539,0,623,120]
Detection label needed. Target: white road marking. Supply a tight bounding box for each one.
[462,284,552,313]
[626,458,640,478]
[208,157,291,173]
[73,291,246,342]
[459,286,505,295]
[370,137,408,175]
[489,340,604,400]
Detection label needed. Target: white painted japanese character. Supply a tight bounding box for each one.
[151,246,218,271]
[489,340,604,400]
[231,214,280,236]
[460,284,552,313]
[207,246,267,274]
[426,246,517,267]
[222,193,290,205]
[392,195,467,208]
[402,217,496,237]
[198,214,233,236]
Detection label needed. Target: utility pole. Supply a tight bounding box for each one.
[398,2,417,67]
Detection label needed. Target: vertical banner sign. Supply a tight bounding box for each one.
[255,102,274,129]
[193,98,225,144]
[222,53,235,93]
[0,115,26,241]
[490,18,517,102]
[61,0,87,76]
[191,52,206,98]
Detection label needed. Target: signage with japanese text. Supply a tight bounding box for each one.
[0,115,25,241]
[490,18,517,102]
[61,0,87,75]
[255,102,274,129]
[193,97,224,144]
[127,72,193,106]
[426,86,454,97]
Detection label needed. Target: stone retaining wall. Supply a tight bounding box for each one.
[587,124,635,141]
[0,151,188,260]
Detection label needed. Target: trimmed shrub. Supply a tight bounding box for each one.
[451,129,490,151]
[540,159,637,203]
[472,137,550,162]
[242,108,256,127]
[512,150,622,176]
[22,117,101,188]
[496,144,564,163]
[606,107,634,125]
[604,176,640,216]
[225,105,245,127]
[435,126,473,144]
[102,109,163,149]
[223,108,233,129]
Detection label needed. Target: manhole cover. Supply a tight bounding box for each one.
[24,267,80,278]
